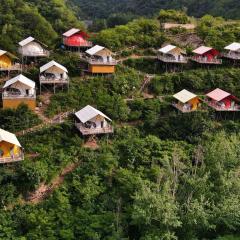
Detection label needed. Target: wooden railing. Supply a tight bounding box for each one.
[19,49,50,57]
[88,59,117,65]
[0,153,24,164]
[158,55,188,63]
[172,103,196,113]
[0,64,22,71]
[206,101,240,111]
[191,56,222,64]
[2,93,36,99]
[40,76,69,84]
[222,52,240,60]
[75,123,114,135]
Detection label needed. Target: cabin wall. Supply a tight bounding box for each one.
[89,115,108,128]
[0,141,20,157]
[0,55,12,68]
[189,97,200,110]
[89,65,115,73]
[3,99,36,110]
[20,42,45,56]
[6,82,35,95]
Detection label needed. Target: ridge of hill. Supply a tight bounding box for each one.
[70,0,240,20]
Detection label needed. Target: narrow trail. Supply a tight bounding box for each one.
[16,109,75,136]
[26,162,80,204]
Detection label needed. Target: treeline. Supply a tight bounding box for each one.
[70,0,240,20]
[0,0,83,51]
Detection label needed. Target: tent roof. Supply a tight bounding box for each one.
[18,36,48,48]
[206,88,231,101]
[0,129,21,147]
[158,45,176,54]
[3,74,35,89]
[86,45,105,56]
[193,46,213,55]
[40,60,68,73]
[0,50,18,59]
[224,42,240,51]
[173,89,197,103]
[63,28,81,37]
[75,105,112,123]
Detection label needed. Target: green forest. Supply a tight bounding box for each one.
[0,1,240,239]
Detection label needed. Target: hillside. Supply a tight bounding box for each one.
[70,0,240,20]
[0,0,83,51]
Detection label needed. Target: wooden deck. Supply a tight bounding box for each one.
[0,64,22,71]
[191,57,222,64]
[0,154,24,164]
[222,52,240,60]
[75,123,114,135]
[40,77,69,84]
[158,56,188,64]
[2,94,36,99]
[88,59,117,66]
[172,103,197,113]
[206,102,240,111]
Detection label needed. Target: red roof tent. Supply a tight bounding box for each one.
[206,88,239,109]
[193,46,220,61]
[63,28,92,47]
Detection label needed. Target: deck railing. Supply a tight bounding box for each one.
[0,64,22,71]
[222,52,240,60]
[88,59,117,65]
[206,101,240,111]
[172,103,196,113]
[0,152,24,164]
[2,92,36,99]
[40,76,69,84]
[75,123,114,135]
[19,49,50,57]
[64,40,93,48]
[158,55,188,63]
[191,56,222,64]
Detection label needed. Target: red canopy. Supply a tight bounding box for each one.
[64,32,91,47]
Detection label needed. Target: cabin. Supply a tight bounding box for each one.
[18,36,49,58]
[0,129,24,164]
[39,60,69,93]
[2,74,36,110]
[223,42,240,60]
[205,88,240,111]
[62,28,92,51]
[0,50,21,72]
[191,46,222,64]
[158,45,188,63]
[173,89,201,112]
[75,105,114,135]
[85,45,117,74]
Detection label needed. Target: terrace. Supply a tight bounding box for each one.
[75,123,114,135]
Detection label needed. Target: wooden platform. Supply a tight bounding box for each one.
[191,57,222,64]
[158,56,188,64]
[0,154,24,164]
[75,123,114,135]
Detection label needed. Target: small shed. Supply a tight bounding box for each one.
[18,36,49,57]
[158,45,187,63]
[85,45,117,74]
[2,74,36,110]
[0,128,24,163]
[39,60,69,93]
[63,28,92,50]
[206,88,240,111]
[191,46,222,64]
[223,43,240,60]
[173,89,200,112]
[0,50,21,71]
[75,105,113,135]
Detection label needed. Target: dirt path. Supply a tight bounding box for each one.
[26,162,80,204]
[117,54,157,63]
